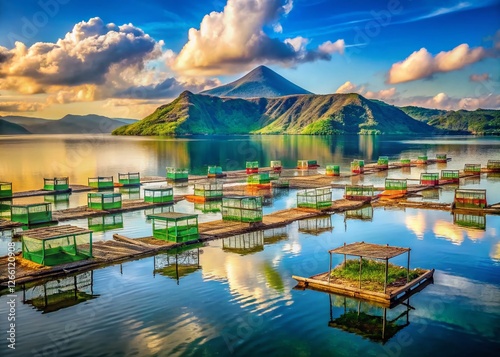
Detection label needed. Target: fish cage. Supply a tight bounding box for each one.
[344,206,374,221]
[420,173,439,186]
[486,160,500,172]
[464,164,481,175]
[245,161,259,174]
[23,271,95,313]
[0,182,13,198]
[272,179,290,188]
[222,231,264,255]
[222,196,263,223]
[400,158,411,167]
[118,172,140,186]
[247,173,271,186]
[384,179,407,194]
[440,170,459,183]
[153,245,201,281]
[194,182,223,200]
[43,177,69,191]
[269,172,280,181]
[297,188,332,210]
[87,192,122,210]
[436,153,447,163]
[453,212,486,230]
[326,165,340,177]
[298,216,333,235]
[143,187,174,203]
[119,186,141,200]
[87,214,124,232]
[88,176,114,189]
[194,200,222,213]
[416,155,428,165]
[454,189,487,209]
[351,160,365,174]
[11,202,52,225]
[207,166,225,178]
[22,225,92,266]
[298,160,320,170]
[0,199,11,219]
[377,156,389,169]
[166,167,189,182]
[344,185,374,201]
[148,212,199,243]
[270,160,282,173]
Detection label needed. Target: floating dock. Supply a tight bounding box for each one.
[293,242,435,307]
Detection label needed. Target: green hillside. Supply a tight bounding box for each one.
[113,91,437,136]
[401,107,500,134]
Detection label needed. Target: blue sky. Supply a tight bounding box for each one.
[0,0,498,118]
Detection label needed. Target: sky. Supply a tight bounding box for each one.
[0,0,499,119]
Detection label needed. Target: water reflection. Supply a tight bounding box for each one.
[328,294,412,344]
[263,227,289,245]
[222,231,264,255]
[44,193,71,210]
[0,199,11,219]
[22,271,98,314]
[88,214,124,232]
[119,187,141,200]
[153,245,202,283]
[298,216,333,236]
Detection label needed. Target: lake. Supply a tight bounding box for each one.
[0,134,499,357]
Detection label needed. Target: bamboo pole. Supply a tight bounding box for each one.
[407,249,411,283]
[359,256,362,289]
[384,258,388,293]
[328,251,332,283]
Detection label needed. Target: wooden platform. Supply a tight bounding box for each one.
[293,269,434,307]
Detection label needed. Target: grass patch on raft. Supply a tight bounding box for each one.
[330,259,422,289]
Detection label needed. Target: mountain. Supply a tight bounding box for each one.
[0,119,31,135]
[113,91,437,136]
[0,114,138,134]
[201,65,312,98]
[401,107,500,134]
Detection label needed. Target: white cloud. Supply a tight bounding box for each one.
[387,42,496,84]
[173,0,344,75]
[335,81,395,100]
[335,81,358,93]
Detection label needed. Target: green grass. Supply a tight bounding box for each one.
[330,258,421,287]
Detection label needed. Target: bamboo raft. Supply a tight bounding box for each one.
[293,269,434,308]
[0,207,325,287]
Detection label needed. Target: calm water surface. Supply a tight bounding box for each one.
[0,135,499,356]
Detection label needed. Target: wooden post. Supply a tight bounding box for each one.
[359,256,362,289]
[407,249,411,283]
[384,258,388,293]
[328,251,332,283]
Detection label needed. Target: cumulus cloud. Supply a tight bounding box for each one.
[173,0,344,75]
[469,73,490,82]
[387,43,496,84]
[0,17,220,108]
[0,17,159,90]
[335,81,396,100]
